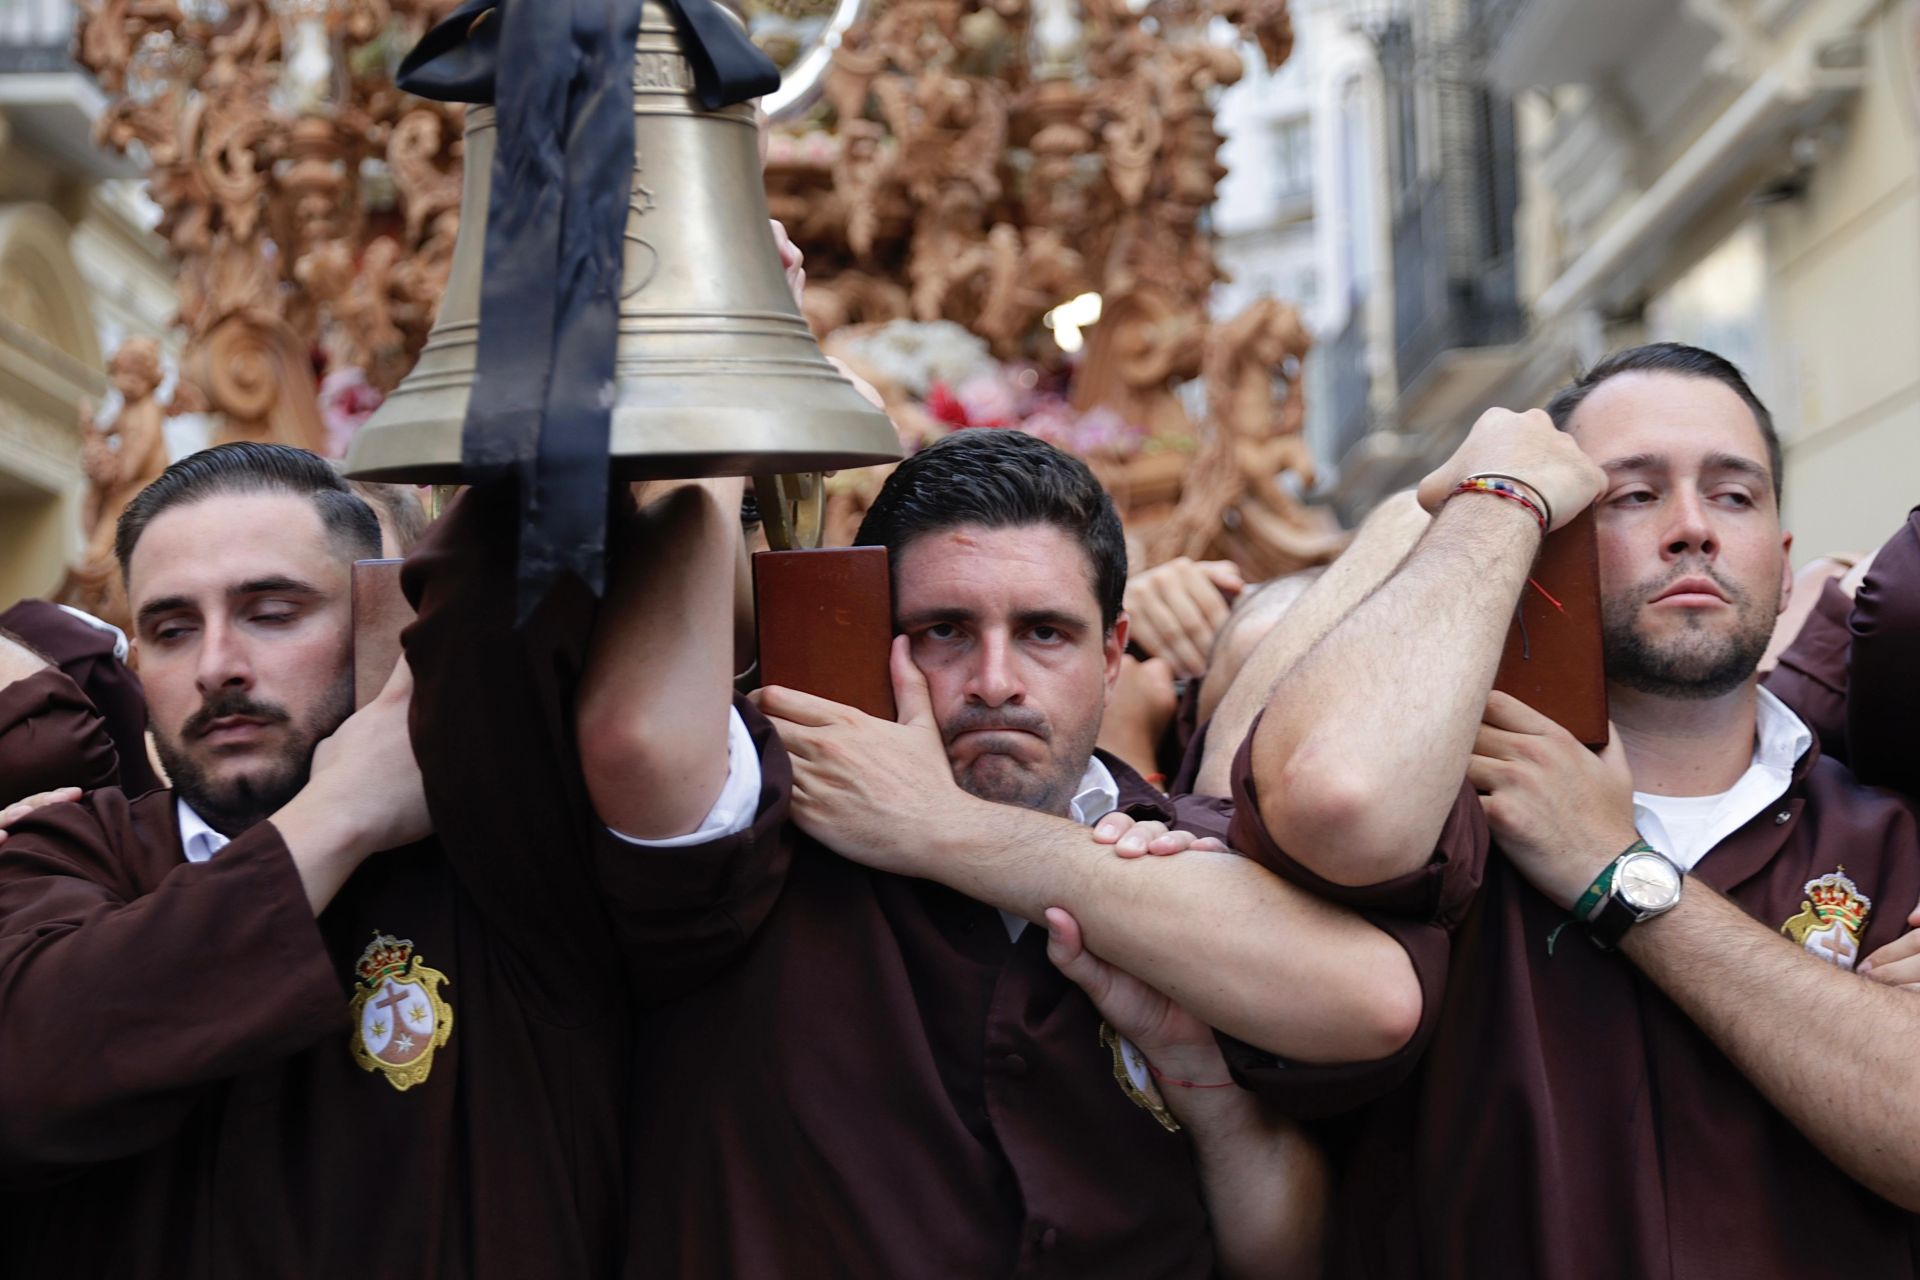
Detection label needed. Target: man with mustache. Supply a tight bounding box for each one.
[1232,342,1920,1277]
[408,428,1420,1277]
[0,442,647,1277]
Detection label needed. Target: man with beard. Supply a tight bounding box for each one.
[0,442,643,1277]
[408,429,1420,1277]
[1224,342,1920,1277]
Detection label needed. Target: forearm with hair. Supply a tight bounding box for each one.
[925,801,1419,1063]
[1195,492,1428,796]
[1249,497,1539,885]
[1622,885,1920,1211]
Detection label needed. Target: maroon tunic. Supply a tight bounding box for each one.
[0,514,696,1275]
[410,481,1238,1279]
[1221,710,1920,1278]
[1848,505,1920,796]
[625,724,1230,1279]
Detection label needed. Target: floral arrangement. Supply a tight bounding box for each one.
[924,367,1146,459]
[832,319,1158,461]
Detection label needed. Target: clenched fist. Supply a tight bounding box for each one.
[1417,407,1605,533]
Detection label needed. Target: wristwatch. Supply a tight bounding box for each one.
[1574,840,1684,948]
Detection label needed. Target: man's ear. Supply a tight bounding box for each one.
[1104,612,1129,695]
[1777,531,1795,617]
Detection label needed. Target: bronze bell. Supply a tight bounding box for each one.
[344,0,901,490]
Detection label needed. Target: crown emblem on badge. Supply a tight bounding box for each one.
[354,934,418,987]
[1804,871,1872,932]
[1782,867,1873,970]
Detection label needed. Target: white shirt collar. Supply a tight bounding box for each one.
[1751,685,1814,774]
[1000,758,1121,942]
[1068,756,1122,828]
[176,797,231,864]
[1632,687,1812,871]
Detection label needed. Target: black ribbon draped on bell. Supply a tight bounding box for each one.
[398,0,780,620]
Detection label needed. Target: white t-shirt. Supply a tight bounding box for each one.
[1631,687,1812,871]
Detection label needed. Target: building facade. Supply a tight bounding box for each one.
[1496,0,1920,560]
[0,0,177,607]
[1325,0,1920,559]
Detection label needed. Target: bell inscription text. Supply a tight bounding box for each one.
[633,52,696,92]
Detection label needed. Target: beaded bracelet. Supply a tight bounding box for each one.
[1465,472,1554,529]
[1449,475,1548,534]
[1147,1061,1238,1090]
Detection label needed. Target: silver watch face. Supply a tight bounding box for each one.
[1617,851,1683,913]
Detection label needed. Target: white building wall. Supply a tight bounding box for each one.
[1211,1,1397,472]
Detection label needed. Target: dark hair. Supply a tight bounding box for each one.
[116,442,382,578]
[1543,342,1783,503]
[855,429,1128,629]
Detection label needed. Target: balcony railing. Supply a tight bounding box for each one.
[1386,73,1523,391]
[0,0,78,73]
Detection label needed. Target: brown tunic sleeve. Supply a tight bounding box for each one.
[401,480,789,1012]
[0,796,340,1171]
[1763,577,1851,761]
[0,667,121,805]
[0,602,160,797]
[1847,505,1920,796]
[1213,713,1488,1117]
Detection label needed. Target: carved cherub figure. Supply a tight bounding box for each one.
[81,339,171,559]
[59,338,174,625]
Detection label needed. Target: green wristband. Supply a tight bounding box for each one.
[1571,838,1653,923]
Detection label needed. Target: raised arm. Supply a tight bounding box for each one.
[754,649,1420,1065]
[1248,409,1602,886]
[1193,489,1429,797]
[404,477,777,1007]
[574,479,745,839]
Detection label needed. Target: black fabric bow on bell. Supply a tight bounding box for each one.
[397,0,780,622]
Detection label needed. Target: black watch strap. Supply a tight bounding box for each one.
[1587,893,1639,949]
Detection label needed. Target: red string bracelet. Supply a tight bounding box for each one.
[1449,476,1547,534]
[1147,1061,1237,1089]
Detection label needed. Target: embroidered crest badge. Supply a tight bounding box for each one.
[348,933,453,1091]
[1781,868,1873,971]
[1099,1021,1180,1134]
